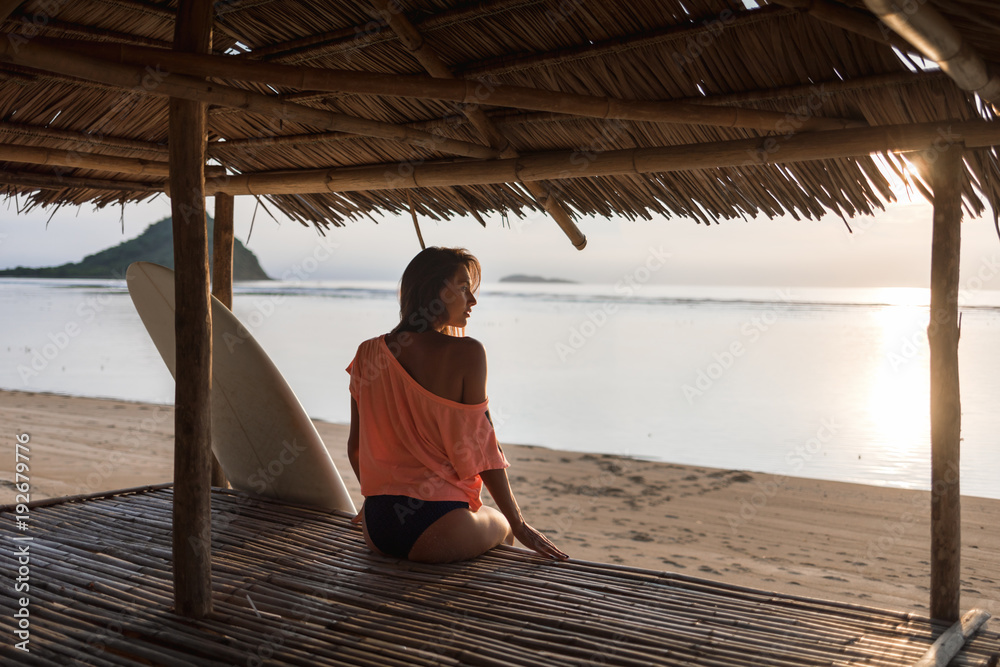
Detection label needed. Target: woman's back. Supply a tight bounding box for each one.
[386,330,486,405]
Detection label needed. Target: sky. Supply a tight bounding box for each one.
[1,188,999,290]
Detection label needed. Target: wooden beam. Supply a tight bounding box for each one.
[0,170,160,192]
[370,0,586,249]
[0,141,170,176]
[210,193,234,490]
[0,121,167,154]
[34,37,865,133]
[912,609,992,667]
[170,0,214,621]
[0,0,23,24]
[258,2,789,72]
[769,0,913,52]
[11,15,174,49]
[864,0,1000,106]
[675,70,947,106]
[202,119,1000,196]
[453,5,793,78]
[927,140,963,623]
[0,38,499,160]
[245,68,941,138]
[249,0,539,61]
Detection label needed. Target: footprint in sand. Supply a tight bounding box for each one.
[698,565,720,575]
[823,575,849,582]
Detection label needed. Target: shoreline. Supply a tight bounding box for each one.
[2,389,997,624]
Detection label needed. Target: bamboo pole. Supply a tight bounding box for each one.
[912,609,991,667]
[0,0,22,23]
[30,37,865,133]
[369,0,587,249]
[770,0,913,52]
[216,68,939,141]
[927,141,963,623]
[169,0,214,620]
[249,0,531,60]
[210,193,234,490]
[864,0,1000,106]
[201,119,1000,196]
[0,39,498,160]
[0,141,170,176]
[39,16,174,49]
[0,170,160,192]
[0,120,168,154]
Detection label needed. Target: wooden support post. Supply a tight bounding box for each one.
[212,194,235,309]
[210,193,234,489]
[170,0,214,619]
[928,141,963,623]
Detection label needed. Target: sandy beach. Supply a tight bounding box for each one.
[2,388,997,625]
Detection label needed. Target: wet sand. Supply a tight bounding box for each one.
[2,389,997,624]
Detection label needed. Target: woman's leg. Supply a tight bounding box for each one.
[407,506,513,563]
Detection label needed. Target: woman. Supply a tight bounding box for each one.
[346,247,567,563]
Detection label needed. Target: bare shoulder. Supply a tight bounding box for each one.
[451,335,487,366]
[451,336,488,403]
[455,334,485,352]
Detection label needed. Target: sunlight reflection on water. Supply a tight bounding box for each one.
[1,279,997,498]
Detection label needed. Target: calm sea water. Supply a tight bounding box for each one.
[2,278,998,499]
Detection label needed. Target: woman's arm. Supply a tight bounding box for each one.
[481,467,568,560]
[347,397,360,483]
[463,340,567,559]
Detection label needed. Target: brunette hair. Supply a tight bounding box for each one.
[391,247,481,336]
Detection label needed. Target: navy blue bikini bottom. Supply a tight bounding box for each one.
[363,494,469,558]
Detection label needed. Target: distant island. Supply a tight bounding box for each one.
[499,274,577,284]
[0,216,270,281]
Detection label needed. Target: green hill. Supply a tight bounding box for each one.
[0,216,270,280]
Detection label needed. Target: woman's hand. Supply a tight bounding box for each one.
[511,520,569,560]
[350,500,364,529]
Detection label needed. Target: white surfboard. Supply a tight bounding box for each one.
[126,261,356,513]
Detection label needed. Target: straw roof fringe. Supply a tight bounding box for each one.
[0,0,997,227]
[1,486,998,665]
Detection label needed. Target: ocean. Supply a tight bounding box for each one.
[2,277,998,499]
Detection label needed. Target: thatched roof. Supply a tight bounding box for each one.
[0,0,997,235]
[2,485,998,665]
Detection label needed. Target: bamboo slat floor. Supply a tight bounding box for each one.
[1,485,998,666]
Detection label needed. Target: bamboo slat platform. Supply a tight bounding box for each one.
[1,486,997,666]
